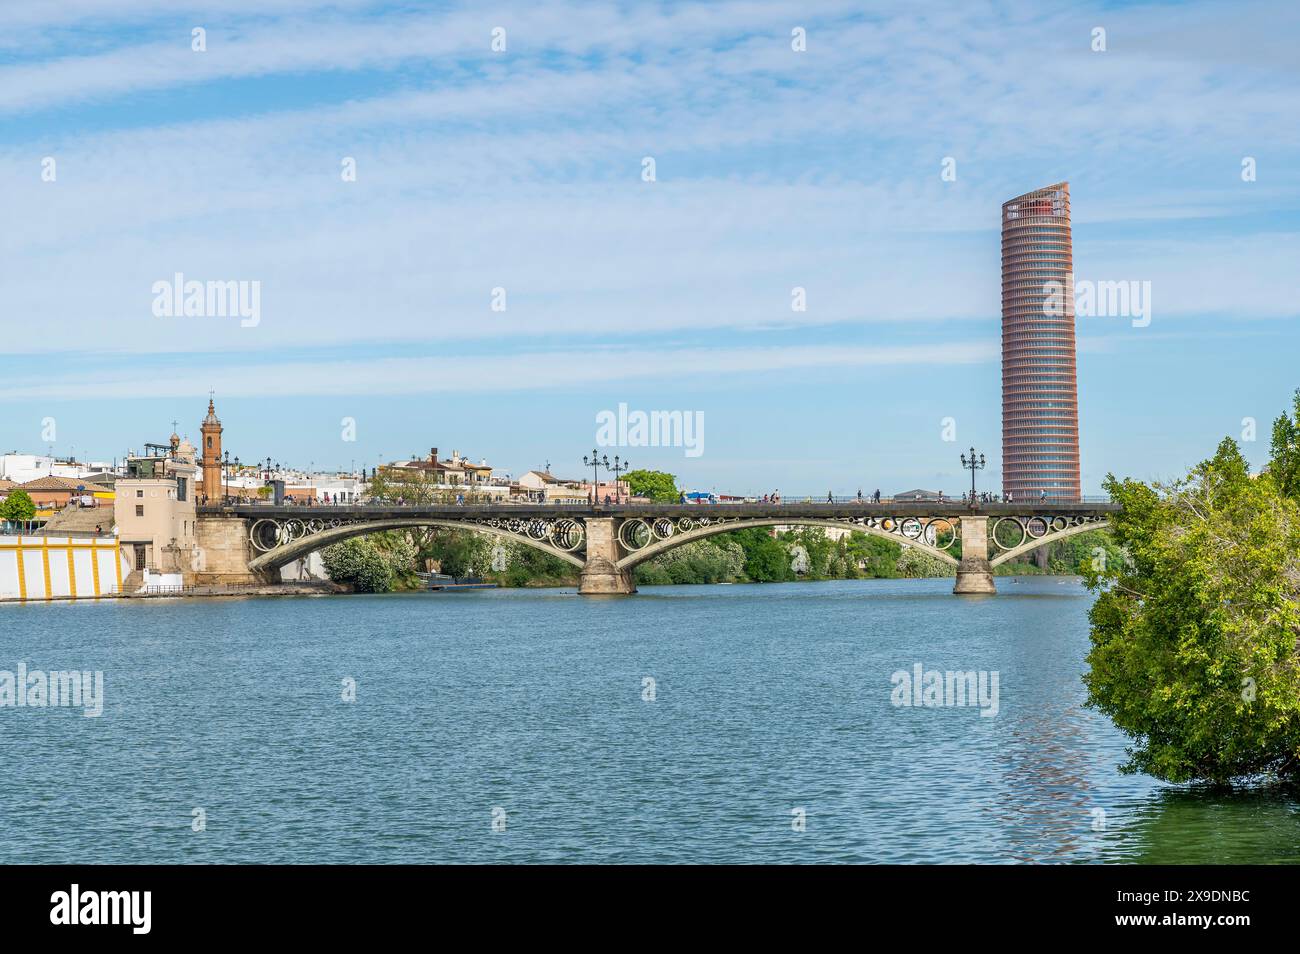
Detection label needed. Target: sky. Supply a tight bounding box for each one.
[1,0,1298,496]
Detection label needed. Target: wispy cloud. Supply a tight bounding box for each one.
[0,341,997,400]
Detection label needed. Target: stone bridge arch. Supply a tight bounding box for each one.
[986,516,1109,569]
[613,516,961,571]
[246,515,586,576]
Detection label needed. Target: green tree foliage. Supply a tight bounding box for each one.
[423,528,490,578]
[0,490,37,521]
[634,538,746,585]
[1084,435,1300,784]
[367,465,441,504]
[322,537,395,593]
[370,531,419,588]
[845,532,903,578]
[624,469,679,503]
[731,527,793,582]
[778,527,834,578]
[412,527,579,586]
[499,544,577,587]
[1269,387,1300,501]
[1044,529,1125,575]
[896,547,956,578]
[321,533,417,592]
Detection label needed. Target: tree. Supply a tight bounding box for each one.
[0,490,36,521]
[500,544,578,587]
[625,469,679,503]
[778,527,835,578]
[731,528,793,582]
[896,547,956,578]
[435,530,490,578]
[1269,387,1300,501]
[1045,529,1124,575]
[1084,435,1300,785]
[844,532,902,579]
[635,538,746,585]
[321,538,394,593]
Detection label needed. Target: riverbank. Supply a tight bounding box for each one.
[2,572,1095,604]
[0,580,342,604]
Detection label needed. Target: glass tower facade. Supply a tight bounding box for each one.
[1001,182,1080,501]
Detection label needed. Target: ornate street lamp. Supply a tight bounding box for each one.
[960,446,986,506]
[606,455,630,504]
[582,450,609,505]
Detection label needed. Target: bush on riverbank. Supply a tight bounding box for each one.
[322,538,395,592]
[1084,390,1300,785]
[322,532,418,593]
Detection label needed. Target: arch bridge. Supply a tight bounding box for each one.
[193,502,1118,595]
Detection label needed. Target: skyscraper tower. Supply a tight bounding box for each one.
[1001,182,1080,501]
[200,397,223,501]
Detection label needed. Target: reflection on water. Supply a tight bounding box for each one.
[0,577,1295,863]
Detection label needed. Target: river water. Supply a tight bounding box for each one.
[2,578,1297,864]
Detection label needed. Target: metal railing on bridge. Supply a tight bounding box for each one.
[198,494,1115,509]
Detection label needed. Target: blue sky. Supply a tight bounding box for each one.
[1,0,1298,495]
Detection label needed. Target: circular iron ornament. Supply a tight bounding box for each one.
[619,519,652,551]
[308,519,324,533]
[926,518,958,550]
[900,518,924,540]
[1026,517,1049,539]
[283,519,306,542]
[676,517,695,532]
[992,517,1027,551]
[652,518,675,540]
[249,519,284,552]
[527,520,549,540]
[1051,516,1069,533]
[549,519,585,552]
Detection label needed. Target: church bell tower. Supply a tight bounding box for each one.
[200,396,223,501]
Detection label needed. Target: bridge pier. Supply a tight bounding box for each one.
[579,517,636,595]
[193,515,273,586]
[953,515,997,595]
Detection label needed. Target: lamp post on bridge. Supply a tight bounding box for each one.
[960,447,986,508]
[606,454,629,504]
[222,451,241,504]
[583,450,609,506]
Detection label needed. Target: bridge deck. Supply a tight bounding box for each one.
[200,502,1119,520]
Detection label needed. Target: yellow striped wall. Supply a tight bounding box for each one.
[0,536,126,601]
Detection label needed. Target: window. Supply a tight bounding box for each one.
[136,489,144,498]
[135,505,144,517]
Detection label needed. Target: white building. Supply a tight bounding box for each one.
[0,453,119,485]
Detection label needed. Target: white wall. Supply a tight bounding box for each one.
[279,550,328,581]
[0,535,129,600]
